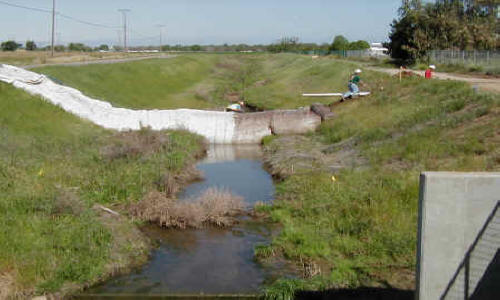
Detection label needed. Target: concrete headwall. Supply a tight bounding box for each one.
[417,172,500,300]
[232,108,321,143]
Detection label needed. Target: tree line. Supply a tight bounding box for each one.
[0,40,111,52]
[1,36,371,54]
[389,0,499,63]
[266,36,370,53]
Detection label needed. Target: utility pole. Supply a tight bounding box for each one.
[157,25,165,52]
[51,0,56,57]
[118,9,130,52]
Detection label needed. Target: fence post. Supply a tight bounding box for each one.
[487,51,490,64]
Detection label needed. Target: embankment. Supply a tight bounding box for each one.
[0,80,207,298]
[258,73,498,298]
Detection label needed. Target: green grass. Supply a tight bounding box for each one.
[261,69,499,298]
[0,81,204,296]
[33,55,222,109]
[32,53,359,110]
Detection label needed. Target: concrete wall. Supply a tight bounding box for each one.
[417,172,500,300]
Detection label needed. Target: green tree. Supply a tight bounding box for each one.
[267,37,300,53]
[330,35,349,51]
[1,40,20,51]
[25,40,37,51]
[54,45,66,52]
[388,0,497,63]
[348,40,371,50]
[97,44,109,51]
[190,45,202,51]
[279,36,299,52]
[68,43,92,52]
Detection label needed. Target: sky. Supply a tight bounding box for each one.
[0,0,403,47]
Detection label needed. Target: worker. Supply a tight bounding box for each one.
[341,69,363,102]
[225,101,245,113]
[425,65,436,79]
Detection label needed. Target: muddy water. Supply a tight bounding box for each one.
[84,145,292,296]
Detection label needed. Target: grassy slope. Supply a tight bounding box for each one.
[0,82,204,296]
[31,54,358,111]
[33,55,223,110]
[244,54,354,109]
[260,71,499,297]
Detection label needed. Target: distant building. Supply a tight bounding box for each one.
[368,42,388,57]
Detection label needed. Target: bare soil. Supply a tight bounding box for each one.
[369,67,500,93]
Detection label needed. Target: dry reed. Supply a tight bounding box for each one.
[100,129,170,160]
[130,187,245,229]
[155,166,203,197]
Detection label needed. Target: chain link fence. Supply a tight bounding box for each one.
[329,50,388,58]
[429,50,500,67]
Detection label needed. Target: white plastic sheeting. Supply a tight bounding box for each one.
[0,64,236,144]
[302,92,371,97]
[0,64,321,144]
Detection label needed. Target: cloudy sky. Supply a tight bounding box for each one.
[0,0,403,46]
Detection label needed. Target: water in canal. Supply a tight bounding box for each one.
[84,145,292,296]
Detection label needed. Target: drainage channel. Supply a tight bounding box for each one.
[77,144,295,299]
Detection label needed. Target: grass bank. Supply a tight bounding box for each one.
[32,53,359,111]
[0,82,205,297]
[258,73,499,298]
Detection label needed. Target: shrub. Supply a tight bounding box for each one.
[25,41,37,51]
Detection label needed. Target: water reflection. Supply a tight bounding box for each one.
[83,144,293,295]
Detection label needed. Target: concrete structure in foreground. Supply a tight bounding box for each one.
[417,172,500,300]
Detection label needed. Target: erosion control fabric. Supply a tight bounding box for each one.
[0,64,320,144]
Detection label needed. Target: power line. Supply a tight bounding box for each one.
[0,0,119,29]
[58,13,120,29]
[0,0,51,13]
[0,0,167,47]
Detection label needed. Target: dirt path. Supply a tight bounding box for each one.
[369,67,500,93]
[22,55,176,69]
